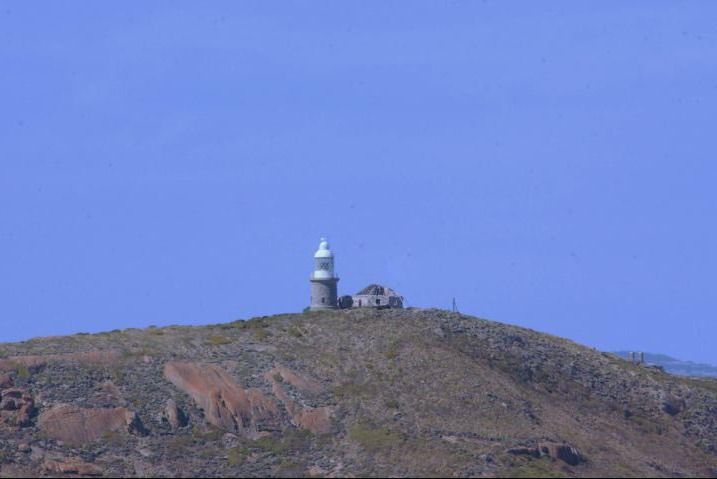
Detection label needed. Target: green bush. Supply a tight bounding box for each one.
[167,434,196,452]
[206,335,232,346]
[246,318,269,329]
[277,460,306,477]
[253,428,313,456]
[227,446,248,466]
[383,339,401,359]
[15,364,30,379]
[253,329,270,341]
[348,423,402,451]
[506,457,567,478]
[101,430,125,447]
[193,425,224,442]
[288,325,304,338]
[332,382,371,399]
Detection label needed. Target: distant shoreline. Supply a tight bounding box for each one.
[612,351,717,378]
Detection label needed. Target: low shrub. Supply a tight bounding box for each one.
[348,423,402,451]
[206,335,232,346]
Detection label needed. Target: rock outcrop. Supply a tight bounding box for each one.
[161,399,188,429]
[38,404,145,445]
[270,364,324,395]
[163,361,280,438]
[264,365,333,434]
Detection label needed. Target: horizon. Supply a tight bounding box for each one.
[1,2,716,364]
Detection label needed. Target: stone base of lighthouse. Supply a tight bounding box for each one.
[310,278,339,310]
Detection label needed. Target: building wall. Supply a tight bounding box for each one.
[351,294,403,308]
[310,279,338,310]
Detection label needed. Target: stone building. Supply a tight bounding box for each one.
[350,284,404,309]
[308,238,403,310]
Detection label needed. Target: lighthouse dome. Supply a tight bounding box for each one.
[314,237,334,258]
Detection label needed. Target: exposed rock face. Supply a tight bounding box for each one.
[38,404,144,445]
[271,364,324,395]
[163,361,280,438]
[264,365,333,434]
[163,361,330,435]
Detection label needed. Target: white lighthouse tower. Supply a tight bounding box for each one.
[309,237,339,310]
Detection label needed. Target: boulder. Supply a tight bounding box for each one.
[163,361,280,438]
[662,393,686,416]
[38,404,145,445]
[42,458,103,476]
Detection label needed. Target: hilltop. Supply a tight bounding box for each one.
[1,308,716,477]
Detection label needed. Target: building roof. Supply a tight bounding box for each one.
[355,284,401,297]
[314,237,334,258]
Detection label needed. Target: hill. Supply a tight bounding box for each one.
[0,308,716,477]
[612,351,717,379]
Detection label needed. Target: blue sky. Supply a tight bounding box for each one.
[1,2,716,363]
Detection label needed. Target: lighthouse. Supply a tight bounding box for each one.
[309,237,339,310]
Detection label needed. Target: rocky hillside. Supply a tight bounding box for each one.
[1,308,716,477]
